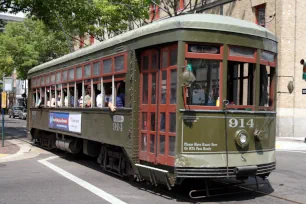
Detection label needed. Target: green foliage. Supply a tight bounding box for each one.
[93,0,150,40]
[0,19,69,79]
[1,0,151,41]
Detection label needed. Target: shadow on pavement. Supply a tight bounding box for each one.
[48,151,275,203]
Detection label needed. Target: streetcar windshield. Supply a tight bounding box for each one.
[186,59,220,106]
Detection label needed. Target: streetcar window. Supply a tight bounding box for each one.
[227,62,255,106]
[41,88,46,107]
[141,134,147,151]
[170,70,177,104]
[169,113,176,133]
[62,70,68,82]
[152,53,157,69]
[45,89,49,107]
[84,64,91,77]
[70,87,76,107]
[115,55,124,72]
[160,112,166,132]
[169,136,175,156]
[170,48,177,66]
[51,74,56,84]
[229,46,255,58]
[76,82,82,107]
[92,83,99,107]
[41,76,45,86]
[162,51,168,68]
[103,59,112,74]
[151,73,157,104]
[76,67,82,79]
[95,81,105,108]
[150,134,155,153]
[186,59,220,106]
[69,69,74,80]
[32,92,36,107]
[142,112,147,130]
[93,62,100,76]
[142,74,148,104]
[117,81,125,108]
[159,135,165,155]
[150,113,155,131]
[142,55,149,70]
[56,72,61,83]
[46,76,50,85]
[260,65,275,107]
[161,71,167,104]
[84,85,92,107]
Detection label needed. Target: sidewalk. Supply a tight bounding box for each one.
[0,140,20,158]
[0,138,49,163]
[276,137,306,151]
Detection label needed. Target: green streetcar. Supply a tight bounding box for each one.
[27,14,277,195]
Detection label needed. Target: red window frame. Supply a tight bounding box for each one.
[227,46,257,110]
[45,75,50,86]
[56,71,62,85]
[184,43,224,110]
[30,52,127,91]
[40,75,45,87]
[50,72,56,85]
[139,44,177,166]
[228,46,257,63]
[259,50,277,111]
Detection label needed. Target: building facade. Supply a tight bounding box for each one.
[74,0,306,137]
[151,0,306,138]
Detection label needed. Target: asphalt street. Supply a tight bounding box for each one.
[0,116,306,204]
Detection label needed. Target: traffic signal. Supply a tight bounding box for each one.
[300,59,306,80]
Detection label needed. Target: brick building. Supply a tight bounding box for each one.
[76,0,306,137]
[150,0,306,138]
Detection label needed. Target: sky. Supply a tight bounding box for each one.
[0,12,26,18]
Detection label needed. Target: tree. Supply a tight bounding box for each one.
[93,0,150,41]
[0,0,151,41]
[150,0,208,20]
[0,19,70,79]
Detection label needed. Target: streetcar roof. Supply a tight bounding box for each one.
[29,14,277,75]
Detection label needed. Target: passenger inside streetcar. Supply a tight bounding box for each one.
[102,82,125,111]
[84,85,91,107]
[64,88,75,107]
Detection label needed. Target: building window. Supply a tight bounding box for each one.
[256,4,266,27]
[176,0,185,11]
[90,35,95,45]
[149,4,160,20]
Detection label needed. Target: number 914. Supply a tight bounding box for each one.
[228,118,254,128]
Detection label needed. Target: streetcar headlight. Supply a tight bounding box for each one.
[235,130,249,148]
[240,134,247,144]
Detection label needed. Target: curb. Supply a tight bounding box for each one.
[0,139,32,161]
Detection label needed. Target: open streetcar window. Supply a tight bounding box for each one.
[259,51,276,109]
[227,62,255,107]
[186,59,220,106]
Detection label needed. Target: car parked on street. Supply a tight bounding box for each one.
[18,109,27,120]
[8,106,24,118]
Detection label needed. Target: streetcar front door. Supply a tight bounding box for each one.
[139,45,177,166]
